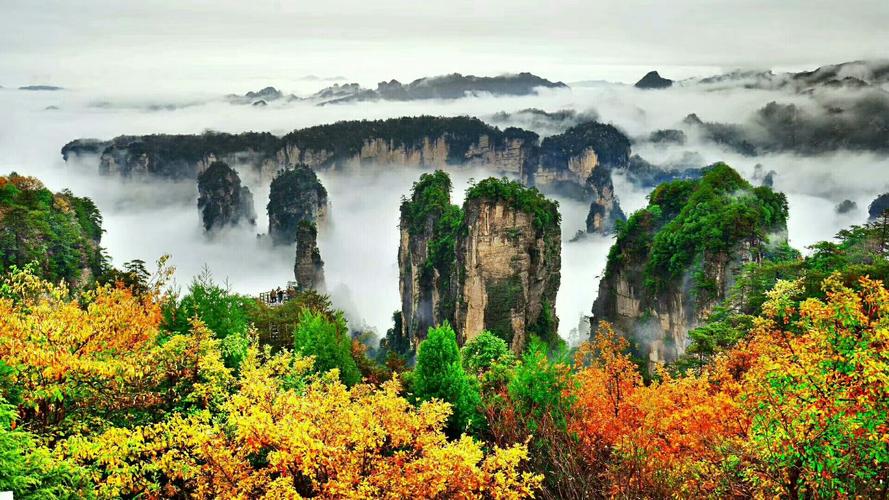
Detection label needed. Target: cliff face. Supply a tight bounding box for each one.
[62,132,280,179]
[585,167,626,234]
[196,161,256,232]
[536,122,631,234]
[267,167,328,245]
[61,118,636,219]
[276,118,541,178]
[62,117,638,238]
[398,172,462,348]
[454,179,561,352]
[62,117,543,182]
[294,221,324,291]
[591,164,789,367]
[397,174,561,353]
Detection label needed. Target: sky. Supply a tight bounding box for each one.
[2,0,889,91]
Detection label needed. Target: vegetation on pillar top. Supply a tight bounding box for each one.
[605,162,789,295]
[465,177,560,232]
[400,170,456,234]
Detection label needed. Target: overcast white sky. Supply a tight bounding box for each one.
[2,0,888,90]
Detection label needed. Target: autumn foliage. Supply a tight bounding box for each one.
[1,254,888,497]
[0,267,540,498]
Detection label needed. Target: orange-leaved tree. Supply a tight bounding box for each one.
[571,323,746,497]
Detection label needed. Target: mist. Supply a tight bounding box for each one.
[3,63,889,340]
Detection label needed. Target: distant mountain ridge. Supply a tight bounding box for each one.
[229,72,568,106]
[690,59,889,91]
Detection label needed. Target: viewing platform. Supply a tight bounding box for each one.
[258,281,299,306]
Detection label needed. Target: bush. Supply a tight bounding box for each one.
[461,330,513,375]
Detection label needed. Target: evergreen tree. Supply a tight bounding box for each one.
[412,323,482,436]
[293,310,361,386]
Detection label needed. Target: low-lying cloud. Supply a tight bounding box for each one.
[2,69,888,341]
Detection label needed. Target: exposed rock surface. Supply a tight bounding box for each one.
[617,154,703,188]
[535,122,631,234]
[454,178,561,352]
[397,174,561,353]
[267,167,328,245]
[537,122,629,187]
[277,117,541,182]
[634,71,673,89]
[868,193,889,220]
[294,221,324,291]
[62,116,638,236]
[585,166,625,234]
[62,132,280,179]
[398,171,461,349]
[196,161,256,232]
[591,164,788,367]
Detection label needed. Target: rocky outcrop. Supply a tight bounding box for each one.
[398,171,461,348]
[454,178,561,352]
[585,166,625,234]
[61,118,540,181]
[61,117,634,204]
[397,174,561,353]
[535,122,631,234]
[62,132,280,179]
[591,164,788,367]
[868,193,889,220]
[267,167,327,245]
[634,71,673,89]
[277,117,541,182]
[62,117,638,236]
[294,221,324,291]
[196,161,256,232]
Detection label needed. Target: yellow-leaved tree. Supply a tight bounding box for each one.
[59,347,541,499]
[0,267,540,498]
